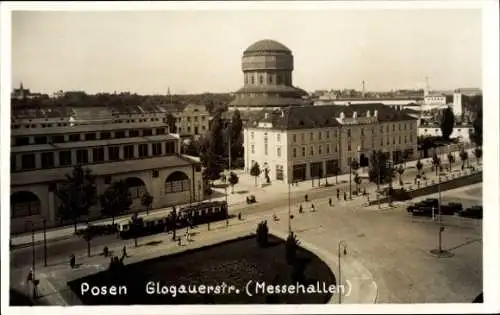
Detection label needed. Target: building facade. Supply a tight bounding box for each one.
[11,111,204,233]
[243,104,418,184]
[172,104,211,139]
[418,125,473,143]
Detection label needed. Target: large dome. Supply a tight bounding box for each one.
[244,39,291,54]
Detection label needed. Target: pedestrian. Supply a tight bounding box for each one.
[304,194,308,202]
[311,204,315,212]
[238,212,242,220]
[336,189,340,200]
[122,246,127,257]
[178,236,182,246]
[343,191,347,201]
[329,198,332,207]
[70,254,76,269]
[26,268,33,285]
[299,204,303,213]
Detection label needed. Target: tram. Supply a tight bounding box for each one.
[117,200,228,239]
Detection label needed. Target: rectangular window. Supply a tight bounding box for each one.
[277,134,281,142]
[292,134,297,142]
[143,129,153,136]
[251,145,255,154]
[386,125,389,133]
[326,131,330,139]
[399,136,401,144]
[100,132,111,140]
[264,144,268,155]
[109,146,120,161]
[41,152,54,168]
[34,136,47,145]
[318,145,322,155]
[129,129,139,137]
[318,132,322,140]
[310,145,314,155]
[14,136,30,146]
[275,165,284,180]
[93,147,105,162]
[380,138,384,146]
[393,124,395,132]
[51,135,65,143]
[302,146,306,156]
[77,149,89,164]
[85,133,96,141]
[293,148,297,158]
[326,144,330,154]
[399,124,401,131]
[115,131,126,139]
[69,134,80,142]
[139,144,148,157]
[404,136,407,144]
[380,125,383,133]
[410,135,413,143]
[361,139,364,149]
[124,145,134,159]
[165,141,176,155]
[277,147,281,157]
[153,143,162,156]
[21,154,36,170]
[59,151,72,166]
[310,132,314,141]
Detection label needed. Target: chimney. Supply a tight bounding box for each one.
[353,111,357,119]
[374,110,378,117]
[366,110,371,118]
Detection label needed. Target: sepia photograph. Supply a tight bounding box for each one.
[1,1,499,314]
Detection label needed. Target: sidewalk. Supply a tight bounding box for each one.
[11,148,480,248]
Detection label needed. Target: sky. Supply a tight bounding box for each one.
[11,8,482,95]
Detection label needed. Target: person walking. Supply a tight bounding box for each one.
[304,193,308,202]
[329,198,332,207]
[336,189,340,200]
[343,191,347,201]
[311,203,315,212]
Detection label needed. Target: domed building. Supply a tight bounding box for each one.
[229,39,311,113]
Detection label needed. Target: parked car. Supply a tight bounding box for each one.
[411,206,436,217]
[459,205,483,219]
[447,202,463,213]
[407,198,439,213]
[439,204,456,216]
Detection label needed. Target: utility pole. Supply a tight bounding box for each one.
[438,147,443,252]
[288,183,292,234]
[43,219,47,267]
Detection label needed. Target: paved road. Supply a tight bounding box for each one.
[11,180,482,270]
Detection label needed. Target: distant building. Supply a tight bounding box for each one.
[243,104,418,183]
[418,125,473,143]
[454,88,482,97]
[172,104,211,139]
[11,82,39,100]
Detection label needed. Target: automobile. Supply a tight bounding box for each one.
[407,198,439,213]
[447,202,463,213]
[411,206,434,217]
[439,204,456,216]
[459,205,483,219]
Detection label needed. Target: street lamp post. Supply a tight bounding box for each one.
[288,183,292,233]
[225,185,229,227]
[349,161,352,200]
[43,219,47,267]
[437,149,443,252]
[337,240,347,304]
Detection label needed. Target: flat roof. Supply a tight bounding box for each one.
[11,134,178,153]
[11,121,169,137]
[11,155,195,186]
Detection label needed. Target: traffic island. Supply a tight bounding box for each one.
[67,234,335,305]
[429,249,455,258]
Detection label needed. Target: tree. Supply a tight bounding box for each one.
[447,152,455,172]
[416,159,423,175]
[256,220,269,247]
[368,150,392,185]
[229,110,244,161]
[285,232,300,265]
[200,109,226,184]
[100,180,132,225]
[55,165,97,233]
[166,113,177,133]
[250,162,261,186]
[228,171,239,194]
[440,106,455,140]
[432,152,441,176]
[460,149,469,170]
[474,147,482,165]
[81,228,94,257]
[141,191,154,215]
[471,108,483,146]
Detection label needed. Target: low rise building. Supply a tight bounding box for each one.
[172,104,211,139]
[243,104,418,183]
[10,110,204,233]
[418,124,473,143]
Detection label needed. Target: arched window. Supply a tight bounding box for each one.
[165,171,190,193]
[124,177,147,199]
[11,191,40,218]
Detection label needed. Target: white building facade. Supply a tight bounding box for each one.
[244,105,418,184]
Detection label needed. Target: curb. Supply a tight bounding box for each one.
[11,234,76,250]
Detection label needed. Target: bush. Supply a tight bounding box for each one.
[285,232,300,265]
[256,221,268,247]
[389,188,411,201]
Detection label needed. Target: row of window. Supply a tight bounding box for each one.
[13,127,167,146]
[180,116,207,122]
[244,72,291,86]
[11,117,165,129]
[249,123,415,143]
[11,141,177,172]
